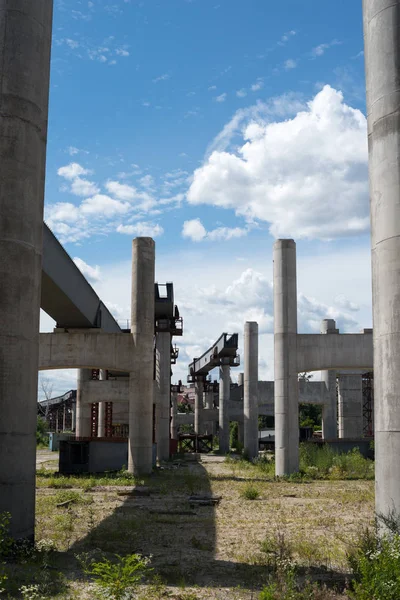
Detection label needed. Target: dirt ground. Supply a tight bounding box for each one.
[26,451,376,599]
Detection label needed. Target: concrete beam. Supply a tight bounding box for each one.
[296,332,373,372]
[0,0,53,541]
[39,331,134,371]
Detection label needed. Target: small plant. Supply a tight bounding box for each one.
[241,484,260,500]
[80,552,152,599]
[261,530,293,570]
[0,512,13,558]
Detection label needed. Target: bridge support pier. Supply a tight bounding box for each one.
[338,374,363,438]
[244,321,259,459]
[76,369,92,437]
[155,323,171,461]
[97,370,107,437]
[204,388,215,435]
[321,320,338,440]
[219,359,231,453]
[128,238,155,475]
[194,378,204,435]
[0,1,53,540]
[274,239,299,476]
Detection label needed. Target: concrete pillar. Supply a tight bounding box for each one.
[0,1,53,541]
[320,320,338,440]
[273,239,299,476]
[219,360,231,453]
[129,238,155,475]
[155,325,171,461]
[170,392,178,440]
[238,373,244,387]
[97,370,107,438]
[238,421,244,445]
[71,401,76,432]
[194,378,204,435]
[244,322,259,459]
[363,0,400,522]
[338,374,363,438]
[204,388,215,435]
[76,369,92,437]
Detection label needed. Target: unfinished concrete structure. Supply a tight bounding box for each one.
[0,1,53,541]
[244,322,259,459]
[273,239,373,476]
[363,0,400,521]
[188,333,240,452]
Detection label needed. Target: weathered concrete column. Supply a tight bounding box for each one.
[155,324,171,461]
[338,374,363,438]
[238,373,244,387]
[244,322,259,459]
[274,239,299,475]
[76,369,92,437]
[97,370,107,438]
[320,320,338,440]
[170,391,178,440]
[129,238,155,475]
[0,1,53,541]
[363,0,400,521]
[204,388,215,435]
[71,400,77,432]
[219,359,231,453]
[194,378,204,435]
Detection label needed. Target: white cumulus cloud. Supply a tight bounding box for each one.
[73,257,102,283]
[182,218,248,242]
[116,222,164,237]
[187,85,369,241]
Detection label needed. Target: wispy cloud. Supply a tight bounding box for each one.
[153,73,170,83]
[251,78,264,92]
[215,93,227,103]
[284,59,297,70]
[279,30,296,46]
[236,89,247,98]
[311,39,341,58]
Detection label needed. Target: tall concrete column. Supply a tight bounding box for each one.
[155,325,171,461]
[338,374,363,438]
[129,238,155,475]
[273,239,299,476]
[320,320,338,440]
[244,322,259,459]
[97,370,107,438]
[204,388,215,435]
[71,400,76,432]
[219,360,231,453]
[76,369,92,437]
[238,373,244,387]
[170,391,178,440]
[0,1,53,541]
[194,378,204,435]
[363,0,400,521]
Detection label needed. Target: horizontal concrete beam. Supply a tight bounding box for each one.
[296,333,373,372]
[39,332,134,371]
[80,380,129,404]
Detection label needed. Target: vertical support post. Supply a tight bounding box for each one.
[320,320,338,440]
[194,378,204,435]
[204,387,215,435]
[238,373,244,387]
[244,321,259,459]
[76,369,92,437]
[363,0,400,521]
[170,391,178,440]
[97,369,107,438]
[219,360,231,453]
[338,374,363,438]
[0,1,53,540]
[129,238,155,475]
[71,400,76,432]
[155,323,171,461]
[90,403,99,438]
[273,239,299,475]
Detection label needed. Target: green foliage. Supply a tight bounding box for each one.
[0,512,13,558]
[36,416,49,447]
[241,484,260,500]
[299,444,374,480]
[349,533,400,599]
[299,404,322,429]
[79,552,151,599]
[230,421,238,449]
[177,401,193,414]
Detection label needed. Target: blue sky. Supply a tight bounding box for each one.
[40,0,372,395]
